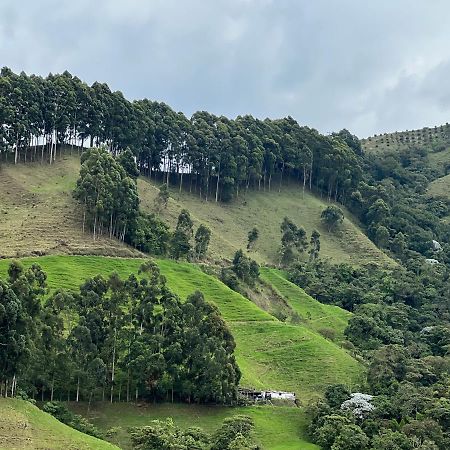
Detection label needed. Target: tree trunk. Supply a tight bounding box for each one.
[110,326,117,403]
[76,376,80,402]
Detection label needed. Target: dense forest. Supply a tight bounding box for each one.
[0,259,240,405]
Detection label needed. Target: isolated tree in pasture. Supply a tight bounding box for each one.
[309,229,321,261]
[321,206,344,232]
[154,183,170,213]
[247,227,259,251]
[194,224,211,260]
[170,209,193,260]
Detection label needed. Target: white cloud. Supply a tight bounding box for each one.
[1,0,450,137]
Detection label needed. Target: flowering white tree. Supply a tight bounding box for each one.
[341,393,375,418]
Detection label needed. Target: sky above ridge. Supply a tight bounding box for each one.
[1,0,450,137]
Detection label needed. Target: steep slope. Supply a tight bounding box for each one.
[0,154,391,266]
[0,398,118,450]
[69,402,319,450]
[0,156,140,258]
[138,177,392,267]
[260,268,351,342]
[0,255,364,399]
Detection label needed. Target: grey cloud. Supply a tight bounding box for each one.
[1,0,450,137]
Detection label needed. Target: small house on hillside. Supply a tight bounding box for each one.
[238,388,296,401]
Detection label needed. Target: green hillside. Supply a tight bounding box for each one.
[361,123,450,154]
[0,154,392,267]
[69,402,319,450]
[0,398,118,450]
[0,255,364,399]
[260,268,351,341]
[0,155,140,259]
[139,177,392,267]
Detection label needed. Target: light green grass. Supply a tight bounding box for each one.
[230,321,363,398]
[260,268,351,341]
[0,398,119,450]
[0,156,141,258]
[0,255,364,400]
[0,153,392,267]
[69,402,319,450]
[139,177,392,267]
[0,255,273,323]
[428,173,450,199]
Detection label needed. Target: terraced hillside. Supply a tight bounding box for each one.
[0,255,364,400]
[0,398,118,450]
[0,156,140,258]
[361,123,450,154]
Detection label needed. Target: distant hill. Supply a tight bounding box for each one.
[361,122,450,155]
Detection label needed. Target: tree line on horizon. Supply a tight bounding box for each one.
[0,67,362,203]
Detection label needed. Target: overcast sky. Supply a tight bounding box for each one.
[1,0,450,137]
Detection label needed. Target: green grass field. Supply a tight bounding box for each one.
[428,173,450,199]
[0,156,140,259]
[0,398,119,450]
[139,176,392,267]
[69,402,319,450]
[0,255,364,401]
[260,268,351,342]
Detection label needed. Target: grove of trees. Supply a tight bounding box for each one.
[0,260,240,405]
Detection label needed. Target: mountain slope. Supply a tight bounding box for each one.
[138,177,392,267]
[0,154,392,267]
[0,156,140,258]
[0,398,118,450]
[0,255,364,399]
[260,268,351,342]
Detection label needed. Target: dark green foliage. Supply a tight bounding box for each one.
[1,68,364,208]
[211,415,257,450]
[0,260,240,405]
[308,229,321,261]
[74,147,139,241]
[42,402,103,439]
[170,209,193,260]
[280,217,308,266]
[247,227,259,250]
[232,250,260,286]
[324,384,351,408]
[320,205,344,232]
[131,418,210,450]
[194,224,211,260]
[130,213,170,255]
[154,184,170,213]
[130,415,257,450]
[118,148,140,179]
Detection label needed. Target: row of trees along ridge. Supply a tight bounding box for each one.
[0,67,362,203]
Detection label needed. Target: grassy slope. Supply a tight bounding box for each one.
[260,268,351,341]
[139,177,392,267]
[0,398,118,450]
[0,153,391,266]
[0,156,141,258]
[70,402,319,450]
[0,255,364,400]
